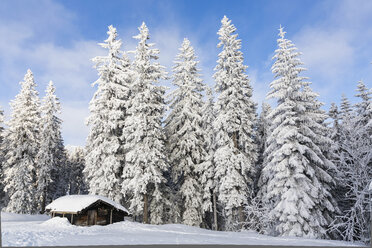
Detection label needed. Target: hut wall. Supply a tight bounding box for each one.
[49,200,127,226]
[74,214,88,226]
[97,206,110,225]
[112,209,125,223]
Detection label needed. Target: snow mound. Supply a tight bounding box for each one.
[1,212,49,222]
[41,217,71,227]
[2,215,363,247]
[45,194,129,214]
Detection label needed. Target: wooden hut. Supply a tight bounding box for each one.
[45,195,129,226]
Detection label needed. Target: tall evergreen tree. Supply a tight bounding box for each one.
[260,27,337,238]
[246,102,273,234]
[3,69,40,214]
[0,105,5,208]
[67,146,87,195]
[329,103,341,150]
[331,112,372,243]
[165,38,206,227]
[36,81,66,212]
[330,82,372,243]
[121,22,169,224]
[355,80,372,131]
[200,86,217,229]
[302,85,339,229]
[213,16,257,230]
[255,102,271,191]
[327,102,348,231]
[85,25,132,203]
[340,94,353,119]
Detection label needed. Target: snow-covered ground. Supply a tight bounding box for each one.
[1,212,364,247]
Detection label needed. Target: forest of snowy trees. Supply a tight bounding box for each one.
[0,16,371,244]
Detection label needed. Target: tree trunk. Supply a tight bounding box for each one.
[233,132,245,230]
[41,187,47,214]
[143,193,148,224]
[0,203,2,247]
[238,205,244,230]
[232,131,238,150]
[213,191,218,231]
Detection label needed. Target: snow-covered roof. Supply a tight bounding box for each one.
[45,195,129,214]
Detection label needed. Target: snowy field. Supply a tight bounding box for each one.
[1,212,365,247]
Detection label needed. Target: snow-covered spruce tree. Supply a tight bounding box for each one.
[331,95,356,216]
[330,83,372,243]
[121,22,169,224]
[36,81,66,212]
[245,102,272,234]
[85,25,132,203]
[260,27,337,238]
[328,103,341,151]
[3,69,40,214]
[331,113,372,243]
[67,146,87,195]
[327,102,349,232]
[164,38,206,227]
[53,151,69,199]
[355,80,372,134]
[256,103,274,206]
[200,86,217,229]
[213,16,257,231]
[340,94,353,119]
[255,102,271,192]
[0,106,5,208]
[302,85,339,230]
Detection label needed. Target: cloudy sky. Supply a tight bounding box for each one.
[0,0,371,146]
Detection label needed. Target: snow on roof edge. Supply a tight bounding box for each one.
[45,195,129,214]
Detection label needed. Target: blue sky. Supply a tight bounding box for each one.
[0,0,371,146]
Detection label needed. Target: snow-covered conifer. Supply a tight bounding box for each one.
[0,106,5,208]
[327,102,349,223]
[330,82,372,243]
[85,25,132,203]
[333,94,358,216]
[255,103,271,190]
[3,69,40,214]
[329,103,341,148]
[355,80,371,132]
[331,114,372,243]
[67,146,87,195]
[200,86,217,229]
[340,94,353,119]
[213,16,257,230]
[121,22,169,224]
[165,38,206,227]
[302,85,339,227]
[36,81,66,212]
[260,27,337,238]
[247,103,272,233]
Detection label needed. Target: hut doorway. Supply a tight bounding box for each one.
[87,210,97,225]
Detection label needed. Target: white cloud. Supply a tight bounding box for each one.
[292,0,372,103]
[0,0,102,146]
[294,29,354,83]
[29,41,105,97]
[248,68,272,108]
[60,101,89,146]
[60,101,90,146]
[0,35,102,146]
